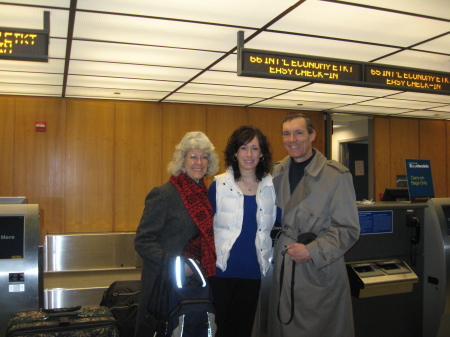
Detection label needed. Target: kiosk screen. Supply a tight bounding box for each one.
[0,216,25,259]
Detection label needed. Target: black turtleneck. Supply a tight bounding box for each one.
[289,149,316,195]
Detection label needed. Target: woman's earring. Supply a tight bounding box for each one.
[259,157,264,162]
[233,156,238,162]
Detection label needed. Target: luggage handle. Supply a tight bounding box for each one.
[42,306,83,319]
[174,256,207,288]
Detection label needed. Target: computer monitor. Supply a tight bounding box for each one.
[381,188,410,201]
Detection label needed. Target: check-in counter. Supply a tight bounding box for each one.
[345,202,426,337]
[43,232,142,309]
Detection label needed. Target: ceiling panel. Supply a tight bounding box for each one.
[65,86,169,101]
[194,70,303,89]
[330,105,412,114]
[0,82,62,96]
[76,0,299,27]
[0,59,65,73]
[397,110,450,119]
[297,83,401,97]
[0,71,63,85]
[68,60,200,82]
[0,5,69,37]
[378,50,450,73]
[271,0,449,46]
[343,0,450,20]
[0,0,449,120]
[252,99,344,110]
[74,12,255,52]
[165,92,261,106]
[277,91,370,104]
[67,75,183,91]
[70,40,223,67]
[245,31,399,61]
[179,83,286,98]
[389,91,450,104]
[430,106,450,113]
[357,97,444,109]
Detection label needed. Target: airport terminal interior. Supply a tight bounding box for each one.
[1,1,450,336]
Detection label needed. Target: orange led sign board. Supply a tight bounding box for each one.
[0,11,49,62]
[238,48,450,95]
[236,32,450,95]
[364,65,450,93]
[239,49,362,84]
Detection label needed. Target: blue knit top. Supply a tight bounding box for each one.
[208,181,261,280]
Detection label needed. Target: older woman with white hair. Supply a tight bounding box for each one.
[134,131,219,337]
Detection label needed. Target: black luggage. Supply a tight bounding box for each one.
[6,305,119,337]
[100,280,141,337]
[144,255,216,337]
[166,256,216,337]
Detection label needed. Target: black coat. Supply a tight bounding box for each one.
[134,181,199,337]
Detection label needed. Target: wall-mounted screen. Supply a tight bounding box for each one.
[0,216,24,259]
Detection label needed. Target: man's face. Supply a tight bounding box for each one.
[282,117,316,163]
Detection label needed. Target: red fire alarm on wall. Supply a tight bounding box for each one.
[35,121,46,132]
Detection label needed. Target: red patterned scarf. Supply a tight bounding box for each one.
[170,172,216,277]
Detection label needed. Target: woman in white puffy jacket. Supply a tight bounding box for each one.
[208,125,277,337]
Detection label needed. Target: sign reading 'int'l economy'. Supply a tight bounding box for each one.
[238,47,450,95]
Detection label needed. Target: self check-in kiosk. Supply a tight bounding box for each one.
[346,202,426,337]
[423,198,450,337]
[0,203,40,337]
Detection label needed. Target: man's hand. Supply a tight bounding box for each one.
[285,243,312,264]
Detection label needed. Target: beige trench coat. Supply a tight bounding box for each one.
[268,150,360,337]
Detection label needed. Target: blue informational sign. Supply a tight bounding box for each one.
[405,159,435,202]
[359,211,393,235]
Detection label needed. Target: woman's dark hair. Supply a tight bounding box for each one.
[224,125,272,181]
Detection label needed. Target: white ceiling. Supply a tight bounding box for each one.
[1,0,450,120]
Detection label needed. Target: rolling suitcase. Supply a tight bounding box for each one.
[100,280,141,337]
[6,305,119,337]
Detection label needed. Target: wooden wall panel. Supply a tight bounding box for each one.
[373,117,391,201]
[248,108,288,164]
[14,97,66,233]
[419,120,447,197]
[206,105,248,183]
[0,97,15,195]
[65,100,115,233]
[389,117,419,185]
[114,102,162,232]
[161,103,207,183]
[3,95,449,234]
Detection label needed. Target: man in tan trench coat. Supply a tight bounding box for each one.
[268,113,360,337]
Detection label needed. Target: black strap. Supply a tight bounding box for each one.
[148,253,171,318]
[277,251,296,325]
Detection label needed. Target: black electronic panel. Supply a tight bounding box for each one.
[236,31,450,95]
[365,65,450,95]
[442,205,450,235]
[0,216,25,259]
[0,11,49,62]
[239,49,362,84]
[0,29,49,62]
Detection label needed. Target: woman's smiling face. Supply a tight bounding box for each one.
[184,149,209,181]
